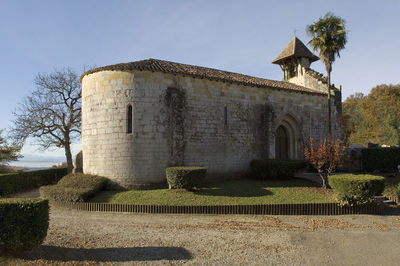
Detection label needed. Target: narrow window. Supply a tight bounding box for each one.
[224,106,228,126]
[127,105,132,133]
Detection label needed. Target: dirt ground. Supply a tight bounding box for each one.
[2,188,400,265]
[1,204,400,265]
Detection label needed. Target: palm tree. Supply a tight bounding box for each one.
[307,12,347,136]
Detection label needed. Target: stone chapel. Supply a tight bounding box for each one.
[80,37,342,188]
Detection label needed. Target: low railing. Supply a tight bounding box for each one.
[52,201,384,215]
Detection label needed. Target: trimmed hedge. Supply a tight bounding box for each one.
[166,166,206,189]
[329,174,385,206]
[361,147,400,172]
[0,198,49,253]
[0,168,67,196]
[40,173,108,202]
[249,159,307,179]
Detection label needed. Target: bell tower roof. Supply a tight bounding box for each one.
[272,37,319,65]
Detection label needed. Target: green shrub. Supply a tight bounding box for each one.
[249,159,307,179]
[0,198,49,253]
[361,147,400,172]
[0,168,67,196]
[40,173,108,202]
[329,174,385,206]
[166,166,206,189]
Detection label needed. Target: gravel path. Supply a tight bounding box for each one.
[2,189,400,265]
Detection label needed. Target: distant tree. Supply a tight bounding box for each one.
[307,12,347,135]
[304,135,344,189]
[11,68,81,173]
[361,84,400,145]
[343,84,400,146]
[0,129,21,171]
[342,93,368,146]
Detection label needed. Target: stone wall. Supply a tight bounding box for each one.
[287,65,341,95]
[81,71,136,188]
[82,70,337,188]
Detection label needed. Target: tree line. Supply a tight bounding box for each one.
[343,84,400,147]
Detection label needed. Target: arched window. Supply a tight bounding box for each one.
[127,105,132,134]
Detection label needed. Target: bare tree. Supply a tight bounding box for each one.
[11,68,81,173]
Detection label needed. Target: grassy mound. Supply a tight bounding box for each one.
[91,179,336,205]
[40,173,108,202]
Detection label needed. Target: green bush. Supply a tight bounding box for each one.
[40,173,108,202]
[361,147,400,172]
[166,166,206,189]
[329,174,385,206]
[249,159,307,179]
[0,198,49,253]
[0,168,67,196]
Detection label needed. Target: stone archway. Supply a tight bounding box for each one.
[274,114,302,159]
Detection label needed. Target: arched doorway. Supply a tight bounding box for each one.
[274,114,302,159]
[275,125,289,159]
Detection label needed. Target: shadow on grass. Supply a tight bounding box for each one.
[90,190,119,203]
[195,178,324,198]
[19,245,192,262]
[90,178,323,202]
[261,178,321,188]
[195,185,273,198]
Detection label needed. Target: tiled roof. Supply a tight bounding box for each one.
[272,37,319,64]
[81,58,326,95]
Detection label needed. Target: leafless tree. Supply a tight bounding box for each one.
[11,68,81,173]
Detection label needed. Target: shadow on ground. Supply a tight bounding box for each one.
[20,246,192,262]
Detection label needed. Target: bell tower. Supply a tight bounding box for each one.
[272,37,319,83]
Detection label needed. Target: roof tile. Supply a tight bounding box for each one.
[81,58,326,95]
[272,37,319,64]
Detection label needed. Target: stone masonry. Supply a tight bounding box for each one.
[81,65,337,188]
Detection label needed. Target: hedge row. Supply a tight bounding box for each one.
[166,166,206,189]
[40,173,108,202]
[249,159,307,179]
[0,168,67,196]
[361,147,400,172]
[329,174,385,206]
[0,198,49,253]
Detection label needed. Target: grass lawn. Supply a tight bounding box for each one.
[90,178,336,205]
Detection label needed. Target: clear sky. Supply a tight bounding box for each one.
[1,0,399,164]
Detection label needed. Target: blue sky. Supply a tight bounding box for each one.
[1,0,399,165]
